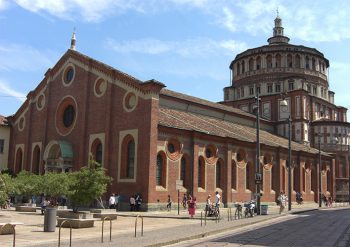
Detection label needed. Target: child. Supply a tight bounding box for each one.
[166,195,172,211]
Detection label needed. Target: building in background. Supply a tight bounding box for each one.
[0,115,10,170]
[6,17,341,209]
[223,15,349,201]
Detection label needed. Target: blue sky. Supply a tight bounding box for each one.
[0,0,350,117]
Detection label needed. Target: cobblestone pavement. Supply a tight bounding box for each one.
[0,203,348,247]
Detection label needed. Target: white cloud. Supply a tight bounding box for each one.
[0,0,9,11]
[0,80,26,102]
[0,43,56,72]
[106,38,248,57]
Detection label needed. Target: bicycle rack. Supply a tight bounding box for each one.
[101,216,113,243]
[134,215,144,237]
[0,223,16,247]
[58,220,73,247]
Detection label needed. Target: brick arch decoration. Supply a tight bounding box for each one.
[263,152,273,170]
[236,149,247,169]
[55,95,78,136]
[204,144,218,165]
[165,138,182,161]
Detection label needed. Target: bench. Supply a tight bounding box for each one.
[92,213,118,220]
[57,218,95,228]
[15,206,37,212]
[0,222,24,235]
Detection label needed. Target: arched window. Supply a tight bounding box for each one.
[241,61,245,73]
[295,54,301,68]
[121,135,135,179]
[312,58,316,70]
[216,159,223,189]
[91,139,103,166]
[198,157,205,189]
[156,154,163,186]
[266,55,272,68]
[256,56,261,70]
[237,63,240,75]
[180,155,187,188]
[275,54,281,67]
[305,56,310,69]
[232,161,237,190]
[287,54,293,68]
[32,145,40,174]
[249,58,254,71]
[15,148,23,174]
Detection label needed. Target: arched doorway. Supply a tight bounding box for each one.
[43,140,73,173]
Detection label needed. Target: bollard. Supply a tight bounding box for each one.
[0,224,16,247]
[101,216,113,243]
[134,215,144,237]
[58,220,72,247]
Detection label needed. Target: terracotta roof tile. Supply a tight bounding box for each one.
[159,107,326,155]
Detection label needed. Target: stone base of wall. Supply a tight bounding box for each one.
[57,218,95,228]
[15,206,37,212]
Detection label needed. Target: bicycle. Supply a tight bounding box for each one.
[234,203,243,219]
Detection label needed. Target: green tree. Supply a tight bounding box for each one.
[41,172,71,205]
[0,173,15,207]
[13,171,42,202]
[68,160,112,212]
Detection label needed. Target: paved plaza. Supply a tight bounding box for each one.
[0,203,348,247]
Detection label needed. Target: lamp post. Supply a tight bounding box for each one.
[255,91,261,215]
[318,134,322,208]
[280,99,292,211]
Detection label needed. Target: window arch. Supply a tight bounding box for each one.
[312,58,316,70]
[216,159,224,189]
[275,54,281,67]
[198,156,205,189]
[15,148,23,174]
[232,160,237,190]
[91,138,103,166]
[121,135,135,179]
[237,63,240,75]
[256,56,261,70]
[156,152,166,187]
[305,56,310,69]
[180,155,188,188]
[241,61,245,73]
[249,58,254,71]
[32,145,40,175]
[266,55,272,68]
[287,54,293,68]
[295,54,301,68]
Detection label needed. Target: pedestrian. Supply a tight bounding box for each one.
[327,196,333,207]
[182,194,187,209]
[278,192,286,214]
[187,195,196,218]
[166,195,172,211]
[40,198,49,215]
[135,194,142,211]
[205,194,212,216]
[130,195,135,211]
[109,193,116,209]
[215,191,221,209]
[115,194,120,211]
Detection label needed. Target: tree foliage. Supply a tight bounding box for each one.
[68,160,112,212]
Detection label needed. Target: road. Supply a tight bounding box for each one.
[173,208,350,247]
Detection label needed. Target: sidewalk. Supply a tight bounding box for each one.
[0,203,346,247]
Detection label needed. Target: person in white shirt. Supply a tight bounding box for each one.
[215,191,221,208]
[109,193,116,209]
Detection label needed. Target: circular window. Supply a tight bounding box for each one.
[204,144,217,164]
[62,65,75,86]
[166,139,182,161]
[63,105,75,127]
[36,94,45,111]
[55,96,78,136]
[94,78,107,97]
[123,92,138,112]
[18,117,25,131]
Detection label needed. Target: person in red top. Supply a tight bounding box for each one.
[187,195,196,218]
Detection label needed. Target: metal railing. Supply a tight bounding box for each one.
[134,215,144,237]
[101,216,113,243]
[58,220,73,247]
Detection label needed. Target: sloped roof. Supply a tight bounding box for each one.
[0,115,8,126]
[159,107,327,155]
[160,89,257,119]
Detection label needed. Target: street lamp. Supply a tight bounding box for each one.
[255,91,261,215]
[280,99,292,211]
[318,134,322,207]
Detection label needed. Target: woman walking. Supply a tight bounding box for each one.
[187,195,196,218]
